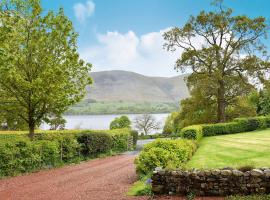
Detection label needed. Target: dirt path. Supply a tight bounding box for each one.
[0,155,223,200]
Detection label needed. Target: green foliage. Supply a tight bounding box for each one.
[162,112,180,135]
[0,138,59,177]
[110,115,131,130]
[249,90,270,116]
[130,130,139,148]
[67,101,178,115]
[35,132,80,162]
[135,139,197,175]
[180,125,202,141]
[0,128,134,177]
[127,176,153,196]
[77,132,113,157]
[164,2,269,122]
[106,128,133,152]
[0,0,92,137]
[180,116,270,139]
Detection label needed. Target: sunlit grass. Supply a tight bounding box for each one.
[186,129,270,169]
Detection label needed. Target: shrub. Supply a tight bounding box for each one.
[180,125,202,140]
[135,139,197,175]
[201,122,242,136]
[0,138,59,177]
[130,130,139,148]
[106,129,132,152]
[77,132,112,157]
[35,132,80,162]
[180,116,270,139]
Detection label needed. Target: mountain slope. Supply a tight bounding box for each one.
[86,70,189,104]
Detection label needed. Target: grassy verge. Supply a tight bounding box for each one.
[186,129,270,169]
[127,176,152,196]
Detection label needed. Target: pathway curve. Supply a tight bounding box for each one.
[0,140,223,200]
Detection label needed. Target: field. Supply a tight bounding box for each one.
[186,129,270,169]
[66,101,178,115]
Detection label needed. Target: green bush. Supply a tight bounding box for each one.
[180,125,202,140]
[130,130,139,148]
[106,129,133,152]
[179,116,270,139]
[138,134,166,140]
[77,132,112,157]
[35,132,80,162]
[0,138,59,177]
[135,139,197,175]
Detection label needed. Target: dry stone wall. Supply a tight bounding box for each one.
[152,168,270,196]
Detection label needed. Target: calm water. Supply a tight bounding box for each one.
[41,113,169,132]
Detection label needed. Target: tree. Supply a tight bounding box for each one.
[46,115,66,130]
[249,90,270,116]
[0,0,92,138]
[162,112,179,135]
[164,1,270,122]
[109,115,131,130]
[134,114,160,135]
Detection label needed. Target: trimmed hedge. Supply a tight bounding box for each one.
[0,138,59,177]
[180,125,203,140]
[0,128,135,178]
[135,139,197,175]
[180,116,270,140]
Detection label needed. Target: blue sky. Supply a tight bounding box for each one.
[42,0,270,77]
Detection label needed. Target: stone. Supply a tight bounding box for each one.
[264,169,270,177]
[232,170,244,176]
[152,185,164,193]
[212,169,221,176]
[251,169,263,177]
[221,170,232,176]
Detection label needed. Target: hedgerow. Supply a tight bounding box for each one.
[0,128,135,178]
[180,116,270,139]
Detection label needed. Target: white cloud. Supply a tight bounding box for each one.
[73,0,95,23]
[80,28,186,77]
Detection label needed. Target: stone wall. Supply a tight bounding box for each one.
[152,168,270,196]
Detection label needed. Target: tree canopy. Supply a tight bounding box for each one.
[0,0,92,137]
[164,1,270,123]
[110,115,131,130]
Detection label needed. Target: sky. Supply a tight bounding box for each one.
[42,0,270,77]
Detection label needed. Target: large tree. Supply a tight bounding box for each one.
[164,1,270,122]
[0,0,92,138]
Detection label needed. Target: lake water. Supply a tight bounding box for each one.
[41,113,169,133]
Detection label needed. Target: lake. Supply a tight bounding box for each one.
[41,113,169,133]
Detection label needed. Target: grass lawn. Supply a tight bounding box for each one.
[186,129,270,169]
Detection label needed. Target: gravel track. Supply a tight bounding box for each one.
[0,155,223,200]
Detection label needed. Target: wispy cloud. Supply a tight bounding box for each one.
[80,28,184,77]
[73,0,95,23]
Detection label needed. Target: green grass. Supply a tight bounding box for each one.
[186,129,270,169]
[127,176,152,196]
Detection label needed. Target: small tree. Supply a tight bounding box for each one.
[110,115,131,130]
[134,114,160,135]
[0,0,92,138]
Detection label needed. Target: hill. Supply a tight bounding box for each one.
[67,70,189,115]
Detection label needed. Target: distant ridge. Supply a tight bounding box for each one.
[86,70,189,104]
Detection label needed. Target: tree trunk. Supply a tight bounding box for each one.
[28,119,35,140]
[217,80,226,122]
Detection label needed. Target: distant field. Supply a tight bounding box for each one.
[187,129,270,169]
[66,101,179,115]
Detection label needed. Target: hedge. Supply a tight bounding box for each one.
[0,128,136,178]
[180,116,270,140]
[180,125,203,140]
[135,139,197,175]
